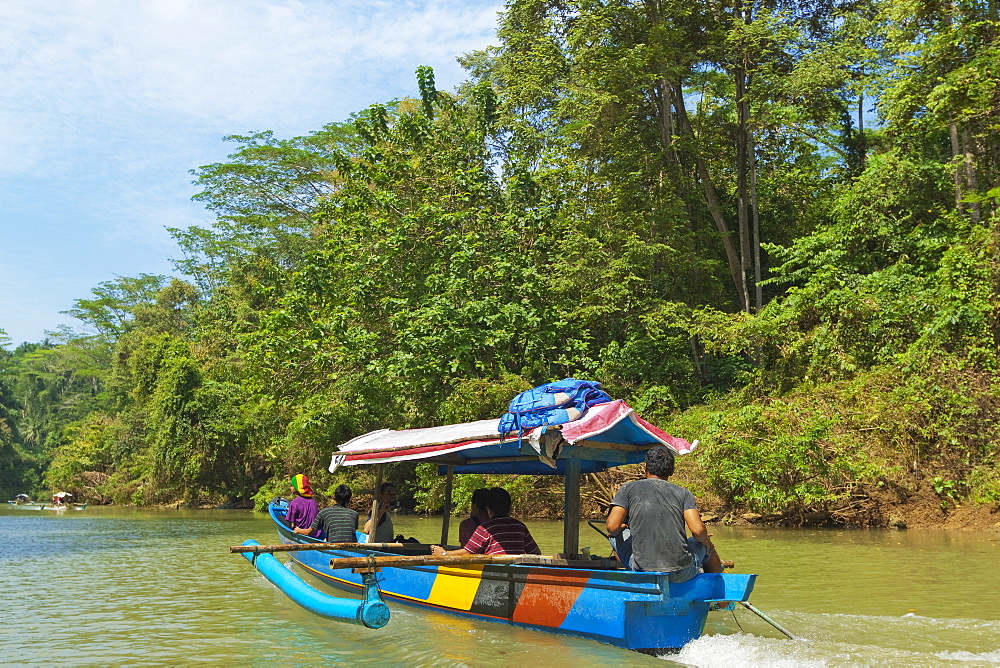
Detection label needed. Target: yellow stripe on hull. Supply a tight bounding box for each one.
[292,557,484,609]
[425,565,485,610]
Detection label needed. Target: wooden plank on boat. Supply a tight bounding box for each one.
[426,455,540,466]
[566,440,645,452]
[230,542,406,554]
[327,553,621,570]
[558,445,632,463]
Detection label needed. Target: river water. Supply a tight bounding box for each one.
[1,506,998,666]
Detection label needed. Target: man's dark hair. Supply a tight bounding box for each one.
[334,484,352,505]
[378,482,396,496]
[470,488,490,511]
[485,487,512,518]
[645,446,676,478]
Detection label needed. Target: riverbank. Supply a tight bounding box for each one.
[94,461,1000,532]
[561,461,1000,531]
[100,493,1000,533]
[674,465,1000,531]
[694,494,1000,531]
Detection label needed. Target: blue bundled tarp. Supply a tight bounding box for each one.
[497,378,611,434]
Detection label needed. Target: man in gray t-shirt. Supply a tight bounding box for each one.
[606,446,723,582]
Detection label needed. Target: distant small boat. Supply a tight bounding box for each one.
[45,502,89,511]
[6,500,88,511]
[43,492,87,511]
[7,501,46,510]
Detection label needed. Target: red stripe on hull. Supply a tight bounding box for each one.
[511,569,589,627]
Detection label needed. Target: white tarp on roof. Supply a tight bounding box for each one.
[328,401,696,473]
[335,419,503,452]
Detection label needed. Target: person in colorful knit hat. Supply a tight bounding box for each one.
[286,474,320,536]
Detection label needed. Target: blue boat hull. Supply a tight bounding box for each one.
[269,502,755,652]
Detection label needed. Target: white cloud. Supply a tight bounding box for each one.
[0,0,503,345]
[0,0,501,169]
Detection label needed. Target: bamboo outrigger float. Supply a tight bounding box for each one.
[235,400,764,653]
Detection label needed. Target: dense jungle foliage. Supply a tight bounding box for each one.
[2,0,999,525]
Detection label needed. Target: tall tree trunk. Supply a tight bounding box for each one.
[735,62,752,313]
[672,81,749,312]
[950,122,964,212]
[657,79,679,165]
[750,125,762,312]
[734,0,755,313]
[857,84,867,169]
[734,0,751,313]
[961,126,982,224]
[690,334,707,386]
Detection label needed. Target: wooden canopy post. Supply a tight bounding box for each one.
[369,463,384,543]
[440,465,454,546]
[562,457,581,558]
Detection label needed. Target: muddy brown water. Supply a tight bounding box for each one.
[1,506,998,665]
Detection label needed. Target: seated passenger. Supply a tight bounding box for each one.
[605,445,723,582]
[285,474,319,533]
[363,482,398,543]
[458,488,490,546]
[296,484,358,543]
[430,487,540,556]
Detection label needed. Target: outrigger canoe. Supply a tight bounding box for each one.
[46,503,88,511]
[6,501,46,510]
[6,501,88,511]
[239,400,767,654]
[266,503,755,653]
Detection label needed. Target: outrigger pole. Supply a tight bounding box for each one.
[231,542,407,554]
[323,553,617,570]
[739,602,799,640]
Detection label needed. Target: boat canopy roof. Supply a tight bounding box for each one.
[328,400,696,475]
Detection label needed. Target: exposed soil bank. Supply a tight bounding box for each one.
[554,463,1000,532]
[693,495,1000,531]
[159,464,1000,532]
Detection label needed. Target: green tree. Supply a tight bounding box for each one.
[178,123,360,293]
[64,274,168,339]
[0,341,26,499]
[879,0,1000,222]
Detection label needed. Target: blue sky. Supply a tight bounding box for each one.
[0,0,503,348]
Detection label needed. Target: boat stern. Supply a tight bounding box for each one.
[624,571,758,653]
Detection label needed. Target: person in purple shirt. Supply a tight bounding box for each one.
[285,474,320,536]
